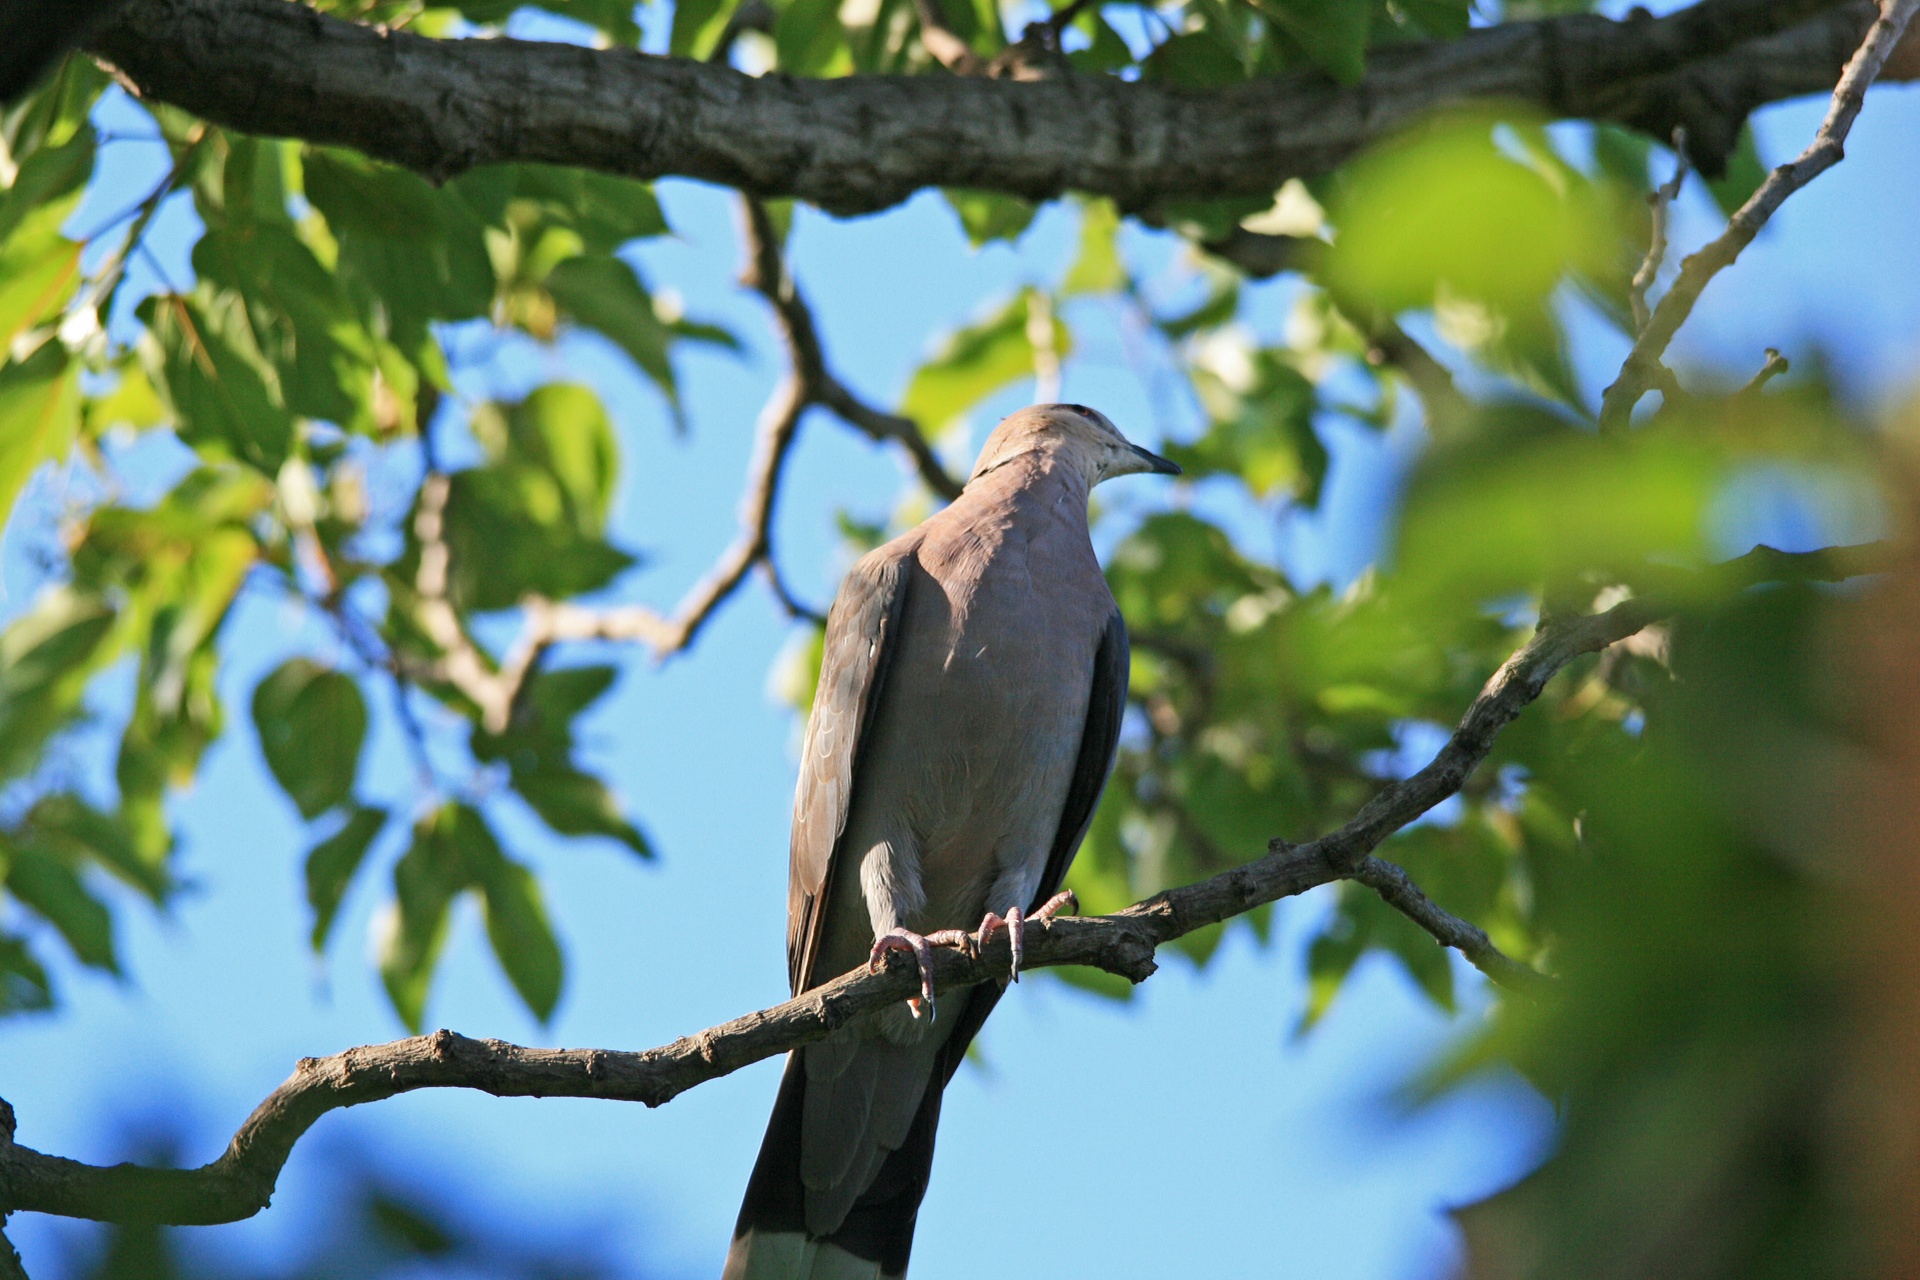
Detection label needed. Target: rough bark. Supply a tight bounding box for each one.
[85,0,1897,215]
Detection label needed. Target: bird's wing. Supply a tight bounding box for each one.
[788,546,914,996]
[1030,609,1129,912]
[935,609,1129,1091]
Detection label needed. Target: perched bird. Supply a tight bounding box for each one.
[724,404,1180,1280]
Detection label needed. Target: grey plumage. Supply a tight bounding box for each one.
[725,404,1178,1280]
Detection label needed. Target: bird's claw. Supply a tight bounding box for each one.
[869,927,966,1018]
[972,891,1077,983]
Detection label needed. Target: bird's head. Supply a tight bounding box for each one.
[967,403,1182,488]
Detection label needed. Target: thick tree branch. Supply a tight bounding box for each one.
[83,0,1906,216]
[1599,0,1919,430]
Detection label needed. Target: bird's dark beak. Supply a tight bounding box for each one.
[1131,443,1182,476]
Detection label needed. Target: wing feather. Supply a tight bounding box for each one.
[787,548,914,995]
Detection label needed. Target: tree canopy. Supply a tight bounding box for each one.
[1,0,1918,1273]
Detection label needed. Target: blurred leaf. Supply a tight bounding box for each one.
[1066,10,1133,72]
[511,766,650,856]
[776,0,851,74]
[0,933,52,1013]
[1252,0,1370,83]
[943,190,1037,248]
[899,289,1070,432]
[5,844,116,971]
[0,587,116,785]
[307,805,388,951]
[544,255,678,404]
[1324,110,1608,318]
[1142,29,1245,85]
[303,148,494,347]
[0,124,92,244]
[671,0,743,58]
[27,793,170,902]
[252,658,368,820]
[479,855,563,1021]
[368,1194,457,1256]
[81,359,168,439]
[1173,349,1327,503]
[382,802,563,1027]
[436,462,635,613]
[140,290,296,475]
[1062,198,1125,295]
[0,339,80,530]
[0,203,82,353]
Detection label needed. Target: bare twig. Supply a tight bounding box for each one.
[1736,346,1791,397]
[1629,128,1691,335]
[911,0,987,73]
[739,198,965,501]
[1598,0,1919,431]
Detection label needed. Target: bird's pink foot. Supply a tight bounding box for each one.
[973,891,1077,983]
[869,927,970,1018]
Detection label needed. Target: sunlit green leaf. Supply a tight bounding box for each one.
[0,339,80,531]
[479,856,564,1021]
[943,190,1038,248]
[511,765,650,856]
[1062,198,1125,296]
[899,289,1070,433]
[252,658,368,820]
[307,805,388,951]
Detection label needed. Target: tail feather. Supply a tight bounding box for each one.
[725,987,1003,1279]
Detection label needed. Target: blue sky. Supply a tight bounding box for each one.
[2,34,1917,1280]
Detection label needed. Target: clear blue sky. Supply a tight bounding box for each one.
[2,31,1916,1278]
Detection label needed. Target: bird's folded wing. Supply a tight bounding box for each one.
[788,546,915,996]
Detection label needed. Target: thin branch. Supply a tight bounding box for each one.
[3,533,1893,1227]
[0,575,1712,1229]
[738,198,965,501]
[1736,345,1791,397]
[911,0,988,73]
[1629,127,1690,334]
[86,0,1902,215]
[1598,0,1919,431]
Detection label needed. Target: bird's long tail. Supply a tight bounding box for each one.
[722,987,1000,1280]
[722,1050,942,1280]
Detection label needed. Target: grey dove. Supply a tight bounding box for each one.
[724,404,1180,1280]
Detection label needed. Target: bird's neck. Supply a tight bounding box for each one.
[970,449,1094,510]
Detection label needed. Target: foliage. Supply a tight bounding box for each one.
[0,1,1911,1270]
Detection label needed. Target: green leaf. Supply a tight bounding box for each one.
[383,807,469,1032]
[0,202,82,354]
[5,845,116,971]
[302,148,494,345]
[511,765,650,856]
[141,290,296,475]
[1172,349,1327,503]
[251,658,368,820]
[0,587,115,786]
[307,805,388,951]
[671,0,742,58]
[943,190,1038,248]
[26,793,170,902]
[1062,198,1125,296]
[1253,0,1370,83]
[0,126,94,245]
[1323,109,1609,318]
[899,289,1070,433]
[479,856,564,1022]
[436,453,636,611]
[1066,11,1133,73]
[1142,29,1245,86]
[0,932,52,1014]
[1706,125,1767,219]
[776,0,851,75]
[544,257,678,405]
[0,339,81,531]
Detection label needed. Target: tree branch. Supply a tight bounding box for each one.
[0,569,1717,1229]
[1598,0,1919,430]
[83,0,1906,216]
[2,534,1891,1226]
